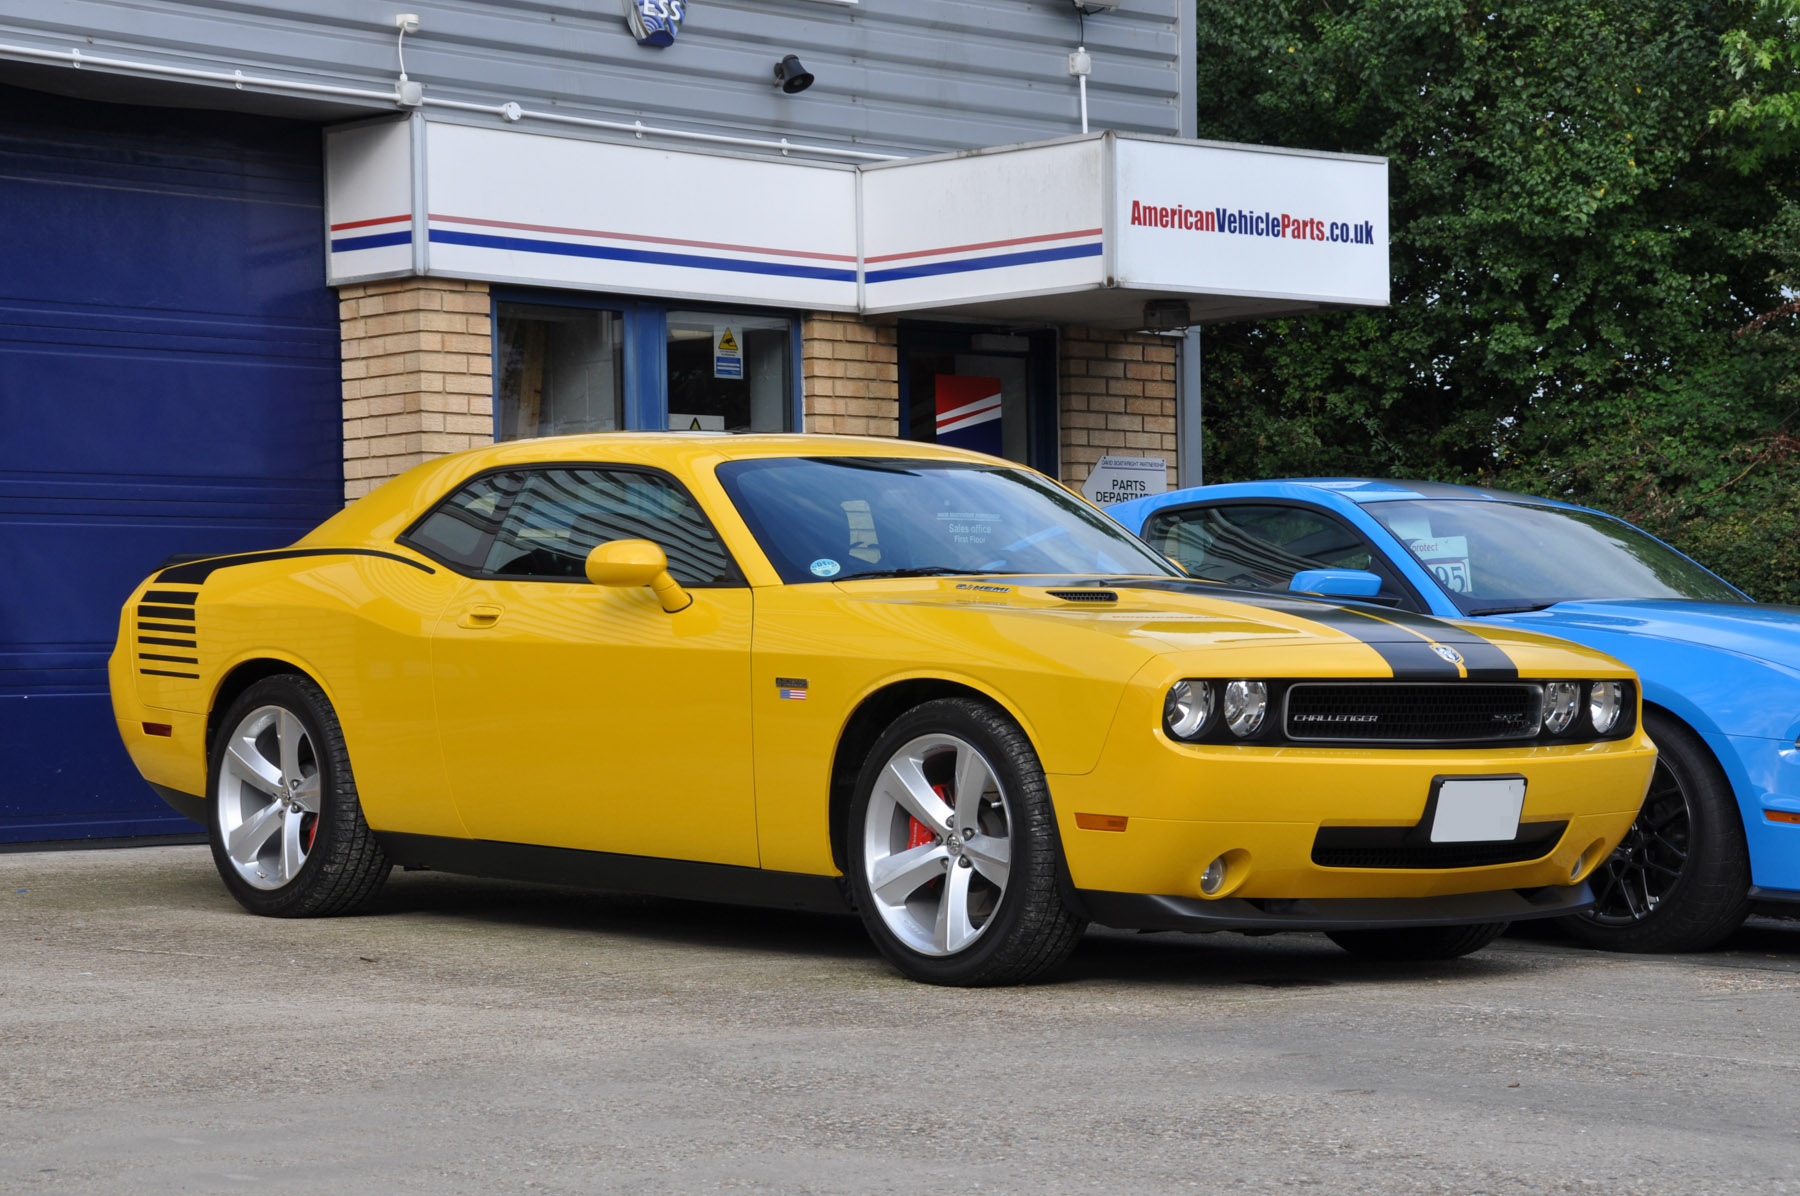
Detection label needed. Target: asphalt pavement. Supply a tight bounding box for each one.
[2,844,1797,1194]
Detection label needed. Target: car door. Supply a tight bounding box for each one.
[1141,501,1423,609]
[416,465,758,866]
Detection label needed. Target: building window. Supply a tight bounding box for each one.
[495,303,625,440]
[493,295,798,438]
[665,310,793,433]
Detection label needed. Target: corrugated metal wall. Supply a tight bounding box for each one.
[0,1,1186,156]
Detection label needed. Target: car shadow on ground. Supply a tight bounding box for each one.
[1505,909,1800,960]
[360,868,1537,988]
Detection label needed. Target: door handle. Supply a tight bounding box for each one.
[457,604,504,629]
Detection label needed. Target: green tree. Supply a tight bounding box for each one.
[1193,0,1800,600]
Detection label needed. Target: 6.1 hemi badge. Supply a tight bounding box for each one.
[776,678,809,700]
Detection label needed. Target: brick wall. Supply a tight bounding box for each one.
[338,279,495,501]
[1058,325,1179,487]
[801,312,900,436]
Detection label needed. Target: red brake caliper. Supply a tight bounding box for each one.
[905,783,953,852]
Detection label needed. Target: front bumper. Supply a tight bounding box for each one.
[1050,722,1657,904]
[1076,882,1594,933]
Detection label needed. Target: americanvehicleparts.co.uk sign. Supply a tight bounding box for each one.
[1127,200,1378,247]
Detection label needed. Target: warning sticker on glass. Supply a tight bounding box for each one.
[714,326,744,380]
[1409,535,1472,593]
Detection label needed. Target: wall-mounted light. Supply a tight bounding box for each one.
[774,54,815,94]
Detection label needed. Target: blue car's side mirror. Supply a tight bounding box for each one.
[1289,569,1383,599]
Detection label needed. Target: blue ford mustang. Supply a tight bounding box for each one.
[1108,479,1800,953]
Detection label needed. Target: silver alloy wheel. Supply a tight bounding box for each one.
[216,704,322,891]
[860,732,1013,957]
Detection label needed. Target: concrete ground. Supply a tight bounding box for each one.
[1,845,1796,1194]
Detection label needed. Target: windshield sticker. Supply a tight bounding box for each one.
[810,558,842,578]
[1409,535,1472,593]
[938,511,999,546]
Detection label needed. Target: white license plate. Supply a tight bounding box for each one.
[1430,778,1526,843]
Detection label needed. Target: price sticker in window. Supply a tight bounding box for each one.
[1410,536,1472,594]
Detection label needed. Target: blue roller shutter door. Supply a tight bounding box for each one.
[0,87,342,842]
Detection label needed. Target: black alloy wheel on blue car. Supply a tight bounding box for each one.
[1558,710,1752,953]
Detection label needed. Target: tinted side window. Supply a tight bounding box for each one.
[1147,504,1403,599]
[481,468,737,587]
[403,472,523,570]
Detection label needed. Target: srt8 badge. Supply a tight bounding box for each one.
[624,0,685,47]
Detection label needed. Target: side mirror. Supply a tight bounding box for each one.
[1289,568,1383,599]
[585,540,692,613]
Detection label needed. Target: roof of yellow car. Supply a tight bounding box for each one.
[304,433,1012,548]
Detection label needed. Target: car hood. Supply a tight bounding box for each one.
[829,575,1626,678]
[1489,599,1800,672]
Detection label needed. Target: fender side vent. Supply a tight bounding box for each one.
[1046,589,1119,603]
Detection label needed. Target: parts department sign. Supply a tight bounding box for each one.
[1082,455,1168,506]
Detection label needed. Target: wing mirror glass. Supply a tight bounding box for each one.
[1289,568,1383,599]
[585,540,692,612]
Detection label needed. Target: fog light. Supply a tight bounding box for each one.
[1588,681,1623,734]
[1542,681,1580,734]
[1164,680,1214,741]
[1200,855,1228,895]
[1223,680,1268,738]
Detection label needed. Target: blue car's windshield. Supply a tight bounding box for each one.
[716,456,1180,584]
[1364,499,1746,611]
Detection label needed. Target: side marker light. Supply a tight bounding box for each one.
[1075,813,1129,832]
[1766,811,1800,825]
[142,722,172,737]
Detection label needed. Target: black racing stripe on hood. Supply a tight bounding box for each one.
[157,548,435,585]
[1343,609,1520,680]
[1105,578,1521,680]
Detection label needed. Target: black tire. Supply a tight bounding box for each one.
[207,674,390,917]
[1326,922,1508,961]
[1557,709,1751,952]
[846,697,1086,986]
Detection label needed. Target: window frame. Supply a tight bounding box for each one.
[1145,499,1428,612]
[397,461,748,588]
[491,288,804,436]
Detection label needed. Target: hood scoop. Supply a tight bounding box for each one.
[1046,589,1119,603]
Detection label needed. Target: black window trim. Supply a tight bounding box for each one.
[397,460,749,588]
[1144,498,1430,613]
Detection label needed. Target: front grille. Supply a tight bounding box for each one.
[1285,683,1541,744]
[1312,821,1567,869]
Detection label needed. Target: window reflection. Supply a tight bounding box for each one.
[496,303,625,439]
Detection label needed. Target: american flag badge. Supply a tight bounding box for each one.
[776,677,809,701]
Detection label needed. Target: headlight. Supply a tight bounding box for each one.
[1223,680,1268,738]
[1164,680,1214,741]
[1542,681,1581,734]
[1588,681,1624,734]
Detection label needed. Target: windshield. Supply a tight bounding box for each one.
[1364,499,1746,610]
[716,456,1181,584]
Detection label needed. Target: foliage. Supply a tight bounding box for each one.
[1192,0,1800,602]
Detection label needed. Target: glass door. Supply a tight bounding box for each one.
[900,326,1058,474]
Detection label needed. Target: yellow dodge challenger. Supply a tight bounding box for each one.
[109,435,1656,985]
